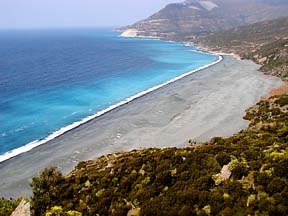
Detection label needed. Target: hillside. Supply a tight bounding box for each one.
[22,15,288,213]
[1,2,288,215]
[119,0,288,39]
[6,94,285,216]
[191,17,288,80]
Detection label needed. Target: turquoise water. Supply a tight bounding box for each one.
[0,29,218,161]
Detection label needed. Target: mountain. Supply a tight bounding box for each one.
[119,0,288,39]
[191,17,288,80]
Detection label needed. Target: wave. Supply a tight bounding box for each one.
[191,49,211,55]
[0,55,223,163]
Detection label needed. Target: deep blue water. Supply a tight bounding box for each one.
[0,29,217,161]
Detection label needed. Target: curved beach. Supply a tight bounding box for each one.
[0,55,222,163]
[0,56,283,198]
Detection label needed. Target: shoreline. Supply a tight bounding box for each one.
[119,29,242,60]
[184,42,242,60]
[0,55,283,198]
[0,54,222,164]
[121,32,260,99]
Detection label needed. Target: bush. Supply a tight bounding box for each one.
[31,167,65,216]
[0,198,20,216]
[29,94,288,215]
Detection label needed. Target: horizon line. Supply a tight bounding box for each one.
[0,25,124,31]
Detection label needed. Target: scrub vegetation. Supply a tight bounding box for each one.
[192,17,288,80]
[27,93,288,216]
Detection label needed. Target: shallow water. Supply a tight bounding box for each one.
[0,29,217,161]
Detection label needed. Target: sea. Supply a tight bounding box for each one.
[0,28,219,162]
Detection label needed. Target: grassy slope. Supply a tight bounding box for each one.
[28,94,288,216]
[0,198,20,216]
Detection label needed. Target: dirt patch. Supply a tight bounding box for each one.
[262,82,288,99]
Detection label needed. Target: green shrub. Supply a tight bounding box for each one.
[29,94,288,215]
[0,198,20,216]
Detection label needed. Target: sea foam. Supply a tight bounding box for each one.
[0,55,223,163]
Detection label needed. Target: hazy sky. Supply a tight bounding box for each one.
[0,0,183,29]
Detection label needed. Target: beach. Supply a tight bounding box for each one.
[0,56,284,198]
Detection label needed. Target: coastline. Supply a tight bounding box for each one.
[0,55,283,198]
[0,54,222,164]
[119,29,242,60]
[184,42,242,60]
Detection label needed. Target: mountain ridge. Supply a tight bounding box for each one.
[119,0,288,39]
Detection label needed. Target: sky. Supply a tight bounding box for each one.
[0,0,183,29]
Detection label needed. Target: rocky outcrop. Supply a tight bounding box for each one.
[10,199,30,216]
[121,29,139,38]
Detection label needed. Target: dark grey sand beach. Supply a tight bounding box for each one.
[0,56,284,198]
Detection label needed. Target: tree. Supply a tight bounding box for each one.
[31,167,65,216]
